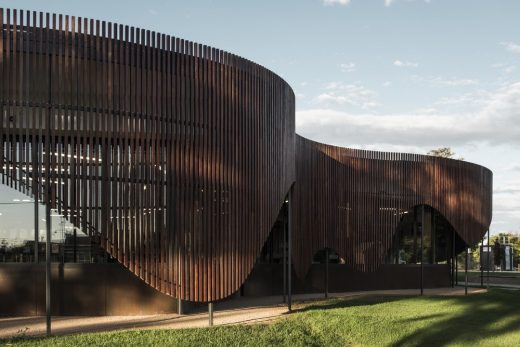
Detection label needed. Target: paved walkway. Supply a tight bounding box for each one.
[0,287,487,339]
[464,282,520,289]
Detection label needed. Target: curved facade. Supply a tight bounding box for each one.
[1,8,492,304]
[292,136,492,278]
[0,8,295,302]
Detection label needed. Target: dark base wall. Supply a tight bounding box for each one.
[0,263,177,316]
[1,262,451,316]
[242,263,451,296]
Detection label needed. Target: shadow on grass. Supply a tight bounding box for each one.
[292,294,410,313]
[392,289,520,347]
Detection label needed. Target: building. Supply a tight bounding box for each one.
[0,8,492,315]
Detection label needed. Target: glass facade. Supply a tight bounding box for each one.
[386,205,455,265]
[0,181,110,263]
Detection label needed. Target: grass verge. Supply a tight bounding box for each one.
[3,289,520,347]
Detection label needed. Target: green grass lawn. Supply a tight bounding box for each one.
[4,289,520,347]
[457,270,520,287]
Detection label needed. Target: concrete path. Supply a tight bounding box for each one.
[0,287,487,339]
[464,282,520,289]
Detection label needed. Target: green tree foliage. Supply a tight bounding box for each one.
[427,147,464,160]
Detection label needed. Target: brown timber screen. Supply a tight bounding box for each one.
[0,8,295,302]
[1,8,492,303]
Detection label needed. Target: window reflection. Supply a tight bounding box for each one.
[387,205,455,265]
[0,182,110,263]
[312,248,345,264]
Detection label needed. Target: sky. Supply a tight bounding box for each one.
[0,0,519,238]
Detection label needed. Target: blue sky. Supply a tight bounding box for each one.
[0,0,519,237]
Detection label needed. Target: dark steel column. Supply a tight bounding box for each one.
[456,255,458,286]
[73,229,77,263]
[487,230,490,289]
[283,216,287,303]
[178,299,183,315]
[453,230,457,287]
[420,205,424,296]
[431,211,436,264]
[325,248,329,298]
[45,195,51,336]
[178,248,183,315]
[480,238,484,288]
[34,191,39,263]
[208,302,214,326]
[465,245,468,295]
[45,34,52,336]
[288,189,292,312]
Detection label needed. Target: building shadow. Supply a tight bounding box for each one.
[391,289,520,346]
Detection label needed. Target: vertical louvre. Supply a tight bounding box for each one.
[292,135,493,278]
[0,7,492,302]
[0,7,296,302]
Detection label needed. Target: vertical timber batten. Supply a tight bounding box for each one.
[0,7,492,305]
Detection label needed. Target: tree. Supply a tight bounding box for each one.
[427,147,464,160]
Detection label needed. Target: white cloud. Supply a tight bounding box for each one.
[382,81,392,87]
[314,82,378,110]
[340,62,356,73]
[323,0,431,7]
[434,91,491,111]
[504,66,516,74]
[493,195,520,219]
[394,60,418,68]
[501,41,520,54]
[322,0,351,6]
[491,63,516,74]
[411,75,479,87]
[385,0,431,7]
[501,163,520,172]
[434,78,478,87]
[494,182,520,194]
[297,82,520,149]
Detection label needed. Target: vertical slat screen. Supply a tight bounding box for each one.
[292,135,492,278]
[0,7,491,302]
[0,8,296,302]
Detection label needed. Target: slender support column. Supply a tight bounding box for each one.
[45,200,51,336]
[288,189,292,312]
[177,298,183,315]
[208,302,214,326]
[325,248,329,298]
[45,54,52,337]
[283,218,287,303]
[73,228,77,263]
[177,247,183,315]
[480,238,484,288]
[487,230,490,290]
[456,255,458,286]
[455,255,459,286]
[420,205,424,296]
[453,229,457,287]
[34,189,39,264]
[431,211,436,264]
[465,245,469,295]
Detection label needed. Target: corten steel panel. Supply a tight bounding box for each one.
[292,135,492,278]
[0,264,178,316]
[0,8,296,302]
[0,8,492,303]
